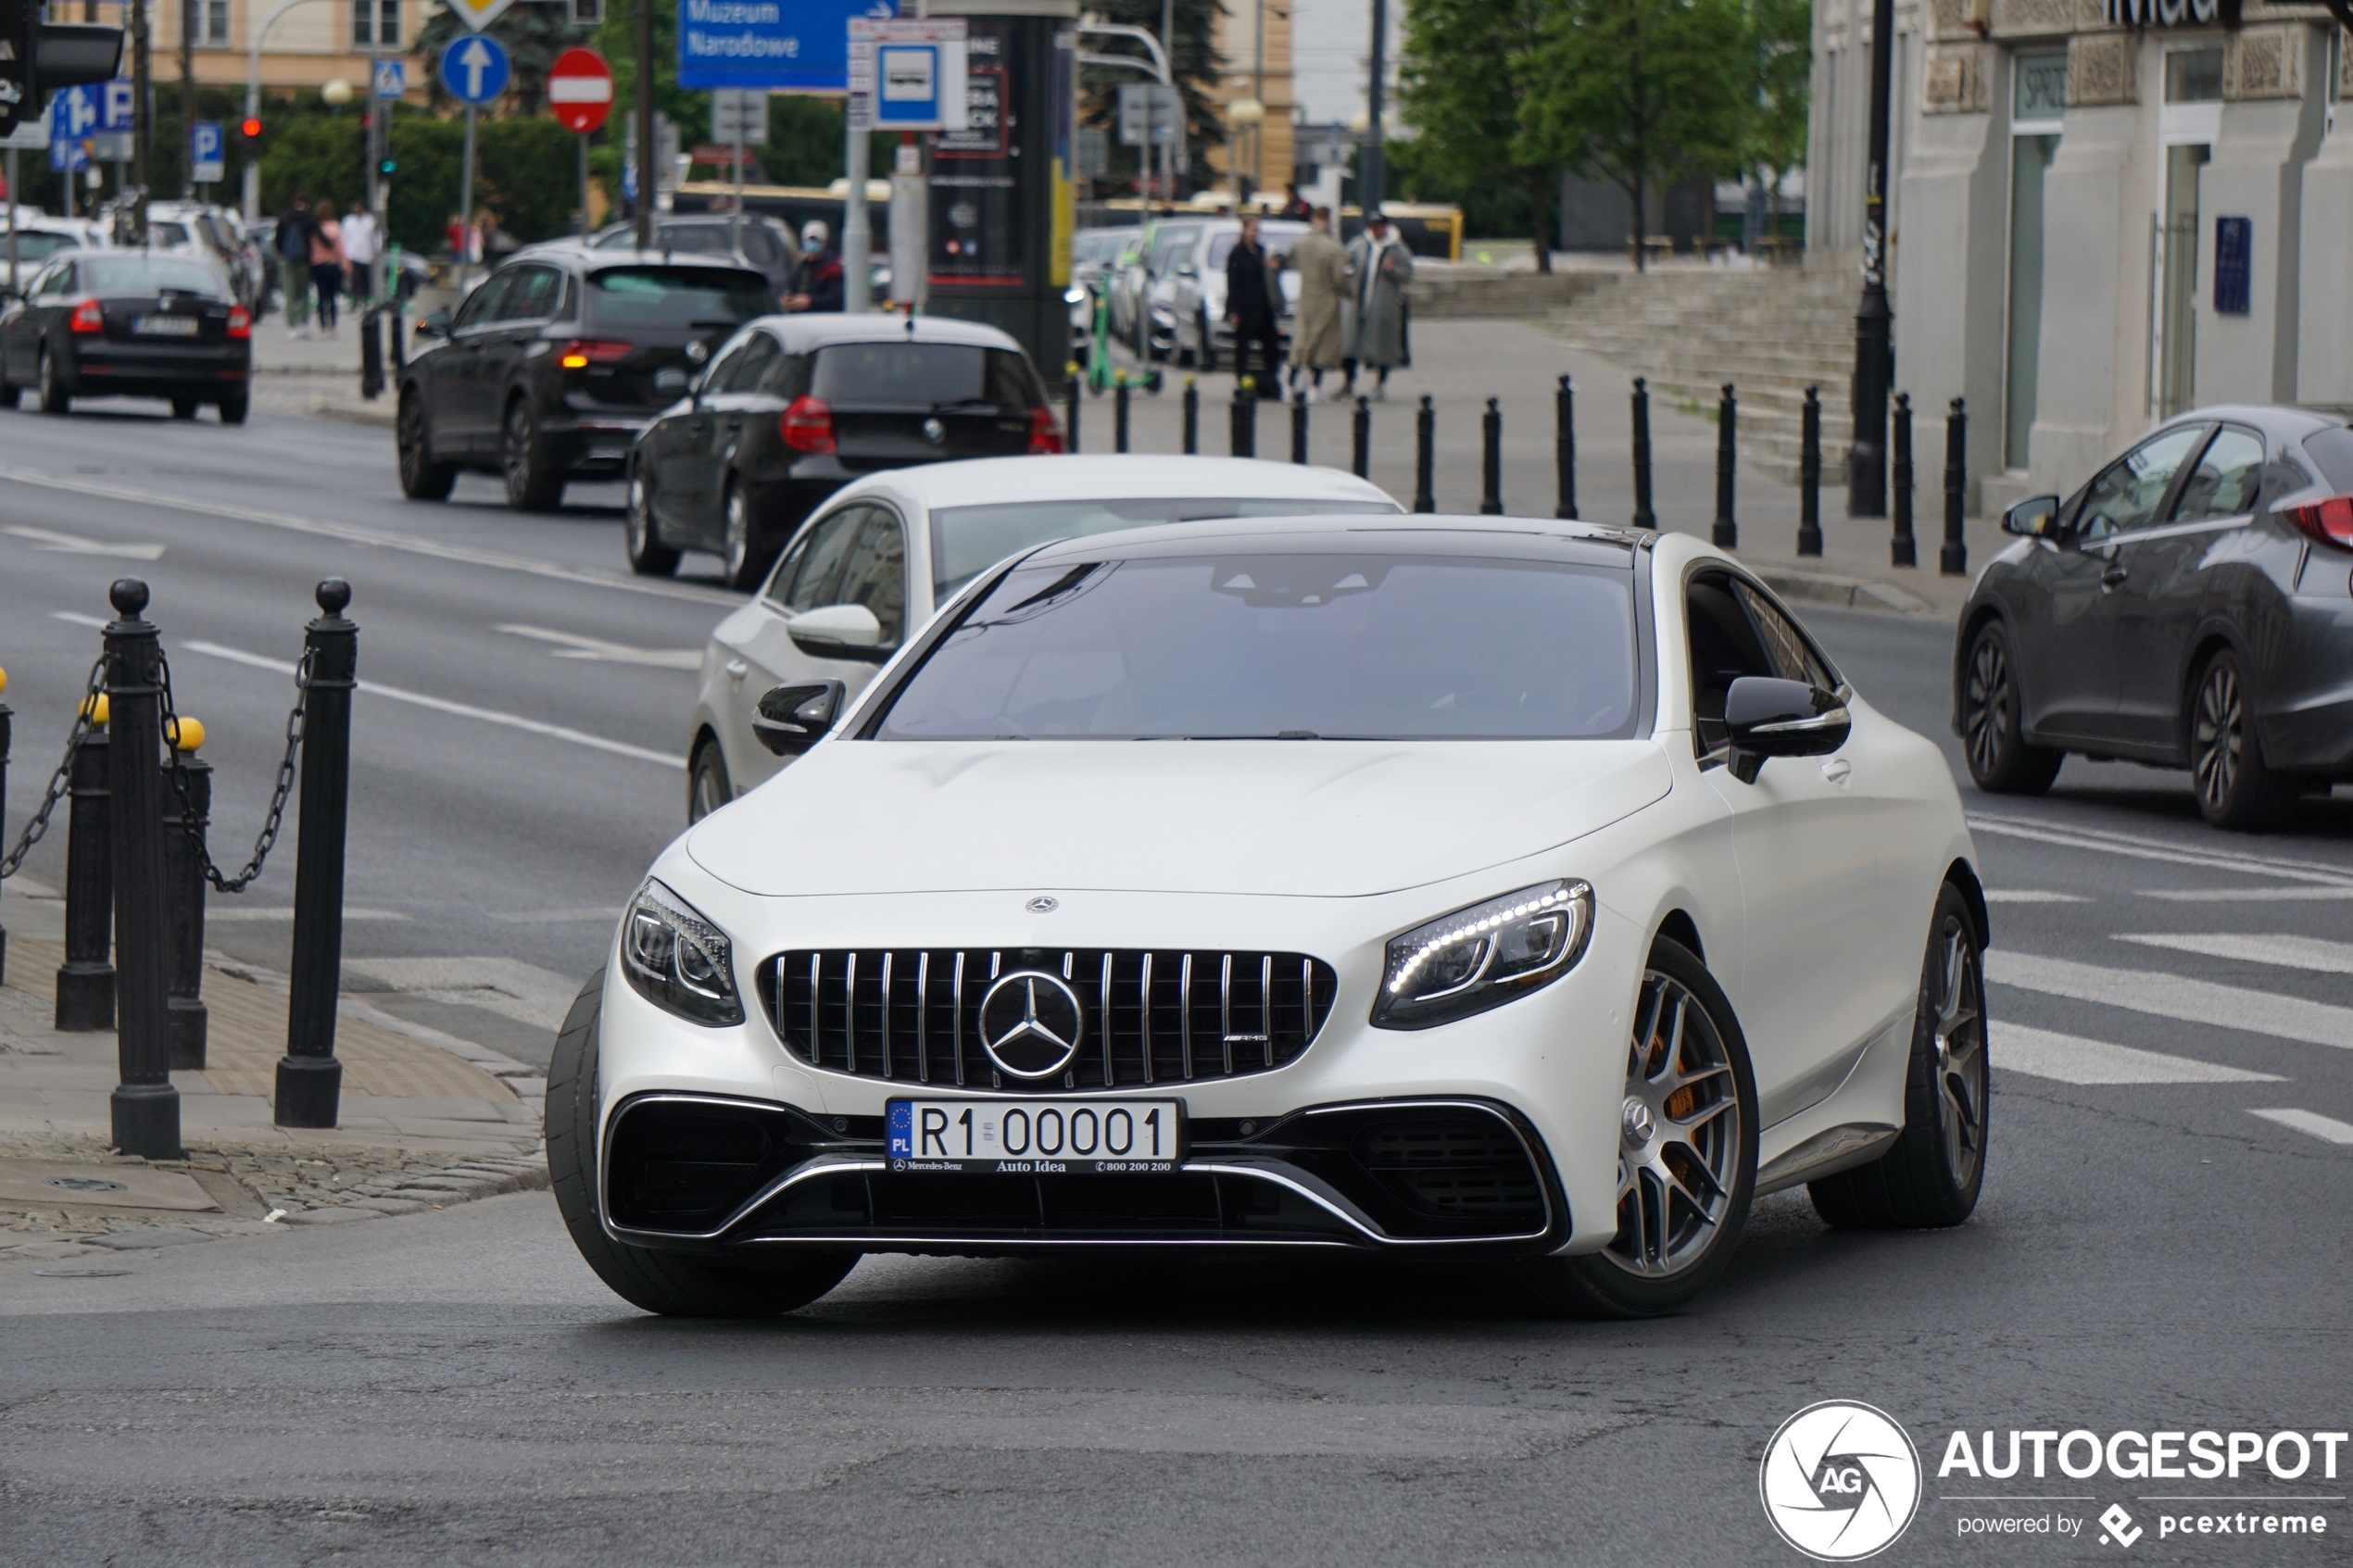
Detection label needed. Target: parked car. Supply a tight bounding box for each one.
[1066,226,1135,367]
[626,315,1062,590]
[0,250,252,421]
[0,219,108,297]
[395,250,775,511]
[684,452,1402,816]
[1110,219,1202,359]
[552,518,1987,1320]
[1957,405,2353,831]
[1168,218,1309,370]
[141,201,260,309]
[588,216,799,296]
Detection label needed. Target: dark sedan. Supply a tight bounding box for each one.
[625,315,1061,588]
[1955,403,2353,830]
[0,251,251,422]
[396,250,775,511]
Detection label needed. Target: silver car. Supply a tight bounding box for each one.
[1169,218,1309,370]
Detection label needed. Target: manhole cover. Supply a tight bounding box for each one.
[33,1268,133,1277]
[44,1175,131,1195]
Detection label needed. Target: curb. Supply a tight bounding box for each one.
[1750,565,1938,617]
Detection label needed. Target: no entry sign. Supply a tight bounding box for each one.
[548,48,615,134]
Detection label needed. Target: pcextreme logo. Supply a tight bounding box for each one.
[1760,1400,1925,1562]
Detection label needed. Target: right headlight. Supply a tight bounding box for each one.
[1369,880,1594,1031]
[620,878,743,1027]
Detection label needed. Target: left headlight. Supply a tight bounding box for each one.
[1370,879,1594,1031]
[620,878,744,1027]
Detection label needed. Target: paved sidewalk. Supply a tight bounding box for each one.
[0,874,548,1262]
[248,305,400,427]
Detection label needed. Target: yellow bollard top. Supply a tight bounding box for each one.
[81,694,109,726]
[0,667,8,695]
[165,716,205,752]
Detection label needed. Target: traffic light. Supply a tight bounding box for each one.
[241,116,261,138]
[379,156,396,176]
[0,2,124,137]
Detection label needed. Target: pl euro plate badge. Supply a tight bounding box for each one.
[887,1098,1182,1175]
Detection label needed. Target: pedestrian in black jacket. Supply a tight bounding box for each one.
[1225,216,1280,400]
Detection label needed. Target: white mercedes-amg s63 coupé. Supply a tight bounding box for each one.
[547,513,1990,1319]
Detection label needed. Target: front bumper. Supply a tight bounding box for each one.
[600,1090,1567,1258]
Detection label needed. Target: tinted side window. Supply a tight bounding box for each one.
[833,508,908,646]
[697,333,753,395]
[2302,426,2353,493]
[2072,426,2208,540]
[761,528,812,608]
[501,267,563,320]
[983,348,1045,408]
[1732,581,1838,689]
[1686,572,1777,755]
[724,332,780,393]
[760,351,812,400]
[454,271,515,329]
[2171,426,2266,522]
[786,507,866,611]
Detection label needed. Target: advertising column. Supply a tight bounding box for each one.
[923,1,1076,388]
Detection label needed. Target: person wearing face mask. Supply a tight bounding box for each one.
[785,220,844,313]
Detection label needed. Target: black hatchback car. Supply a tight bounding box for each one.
[396,249,775,511]
[1955,404,2353,830]
[625,314,1060,587]
[0,251,252,422]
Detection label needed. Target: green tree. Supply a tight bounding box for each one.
[416,5,598,115]
[1399,0,1561,271]
[1526,0,1746,269]
[1076,0,1225,198]
[1735,0,1808,236]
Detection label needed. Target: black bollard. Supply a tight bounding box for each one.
[1942,398,1969,577]
[1413,395,1436,513]
[1891,393,1918,568]
[1352,395,1371,479]
[1181,377,1200,454]
[161,731,209,1072]
[54,702,113,1032]
[1712,384,1738,549]
[1114,373,1132,454]
[1554,375,1578,521]
[389,308,406,371]
[1479,397,1504,514]
[1290,394,1309,463]
[103,580,179,1160]
[1630,378,1656,530]
[1230,382,1257,458]
[1064,369,1082,456]
[1798,385,1824,558]
[276,580,357,1129]
[360,309,384,400]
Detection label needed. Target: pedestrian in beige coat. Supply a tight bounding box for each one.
[1286,207,1349,402]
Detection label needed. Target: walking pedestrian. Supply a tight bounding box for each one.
[308,204,346,337]
[1225,215,1281,400]
[277,193,314,338]
[341,199,379,307]
[1285,206,1347,404]
[1343,209,1413,400]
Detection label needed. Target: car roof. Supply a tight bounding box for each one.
[747,313,1027,352]
[1013,510,1643,569]
[508,244,768,279]
[841,455,1400,515]
[2164,404,2343,439]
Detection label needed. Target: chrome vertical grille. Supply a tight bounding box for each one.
[760,947,1340,1090]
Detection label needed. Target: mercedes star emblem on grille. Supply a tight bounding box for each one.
[976,971,1085,1079]
[922,417,947,444]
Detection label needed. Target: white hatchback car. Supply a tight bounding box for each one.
[559,516,1987,1320]
[685,454,1400,819]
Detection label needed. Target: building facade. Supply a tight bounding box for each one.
[85,0,431,96]
[1203,0,1298,196]
[1811,0,2348,508]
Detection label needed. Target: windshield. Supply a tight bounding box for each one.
[6,232,79,264]
[929,496,1401,599]
[83,257,228,297]
[582,266,773,330]
[812,342,1042,411]
[879,552,1638,741]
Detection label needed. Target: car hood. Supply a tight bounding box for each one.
[687,739,1671,898]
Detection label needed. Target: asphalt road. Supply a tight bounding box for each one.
[5,408,2353,1565]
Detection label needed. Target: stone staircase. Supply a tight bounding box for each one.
[1538,268,1860,485]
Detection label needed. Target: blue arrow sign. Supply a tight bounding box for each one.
[49,86,97,141]
[438,34,510,106]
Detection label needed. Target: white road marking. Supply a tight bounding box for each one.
[1985,890,2091,904]
[2140,886,2353,901]
[1986,950,2353,1051]
[180,639,686,770]
[2116,933,2353,974]
[493,623,703,670]
[0,460,736,607]
[204,907,409,922]
[2248,1109,2353,1146]
[5,524,167,560]
[1966,813,2353,889]
[1993,1022,2283,1085]
[51,610,108,628]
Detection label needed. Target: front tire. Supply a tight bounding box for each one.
[501,396,565,512]
[545,972,861,1317]
[722,482,769,591]
[36,346,69,414]
[1523,937,1757,1319]
[625,467,682,577]
[686,737,733,822]
[1960,621,2062,796]
[396,388,457,500]
[2190,648,2300,832]
[1811,882,1989,1229]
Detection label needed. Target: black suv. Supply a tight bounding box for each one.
[396,249,775,511]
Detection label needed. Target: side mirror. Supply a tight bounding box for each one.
[786,602,891,664]
[752,680,848,758]
[1723,676,1850,784]
[2003,495,2061,539]
[415,308,450,339]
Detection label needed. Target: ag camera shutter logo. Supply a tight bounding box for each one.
[1760,1400,1923,1561]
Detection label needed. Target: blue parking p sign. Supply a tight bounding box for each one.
[191,121,224,183]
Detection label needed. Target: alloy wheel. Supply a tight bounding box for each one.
[725,488,750,580]
[1602,970,1743,1278]
[503,404,535,491]
[1964,633,2012,778]
[1929,910,1988,1191]
[628,475,652,550]
[2193,659,2243,815]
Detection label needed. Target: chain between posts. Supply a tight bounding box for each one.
[157,647,314,894]
[0,655,107,882]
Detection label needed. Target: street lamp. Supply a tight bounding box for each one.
[1228,95,1264,198]
[1846,0,1894,518]
[321,77,352,106]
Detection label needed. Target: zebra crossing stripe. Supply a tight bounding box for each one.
[1993,1023,2283,1085]
[2115,933,2353,975]
[2248,1109,2353,1146]
[1986,952,2353,1051]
